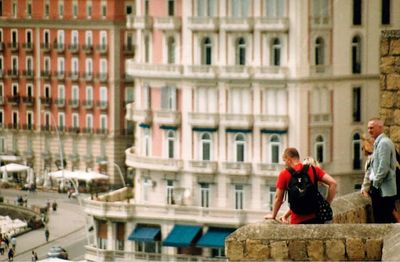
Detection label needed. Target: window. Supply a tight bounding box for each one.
[58,0,64,17]
[115,223,125,251]
[0,56,2,72]
[44,0,49,17]
[100,87,107,102]
[26,0,32,17]
[86,58,93,76]
[269,135,280,164]
[352,36,361,74]
[86,114,93,129]
[0,110,3,127]
[352,87,361,122]
[57,30,64,48]
[143,84,151,109]
[100,59,107,78]
[201,133,211,161]
[11,30,17,46]
[12,0,17,17]
[26,56,33,73]
[100,31,107,48]
[166,130,175,158]
[312,0,329,24]
[57,57,65,75]
[0,137,4,153]
[71,30,78,46]
[44,30,50,45]
[58,112,65,129]
[72,0,78,18]
[86,1,92,18]
[44,85,50,98]
[197,0,215,16]
[144,0,150,16]
[100,114,107,129]
[353,0,362,25]
[71,58,78,74]
[352,133,362,170]
[200,183,210,208]
[234,185,244,210]
[271,38,281,66]
[236,38,246,65]
[72,85,79,104]
[161,86,176,110]
[72,113,79,128]
[44,57,50,72]
[57,85,65,99]
[166,180,174,204]
[231,0,249,17]
[315,37,325,65]
[12,83,18,96]
[268,186,276,211]
[265,0,284,18]
[125,87,135,103]
[86,86,93,105]
[0,1,3,16]
[167,36,175,64]
[12,111,18,126]
[144,34,150,63]
[168,0,175,16]
[235,134,245,162]
[126,5,133,15]
[314,135,325,163]
[101,1,107,17]
[201,37,212,65]
[85,31,93,46]
[382,0,391,25]
[143,128,151,156]
[26,84,33,97]
[26,111,33,127]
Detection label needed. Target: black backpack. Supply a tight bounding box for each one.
[287,164,318,215]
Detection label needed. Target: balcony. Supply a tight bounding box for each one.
[54,98,66,108]
[68,127,80,134]
[254,163,284,176]
[125,148,183,172]
[219,65,252,79]
[96,100,108,110]
[40,43,51,53]
[7,95,20,105]
[82,127,94,134]
[0,69,4,79]
[68,99,80,109]
[187,17,219,31]
[0,42,4,52]
[187,160,218,174]
[188,112,219,128]
[310,16,332,29]
[220,113,253,129]
[21,124,35,131]
[130,109,152,124]
[7,42,19,51]
[96,73,107,82]
[7,69,19,78]
[310,113,332,127]
[22,96,34,106]
[253,66,288,79]
[41,70,51,79]
[123,45,135,56]
[123,73,134,84]
[254,115,288,130]
[153,110,181,126]
[153,16,181,30]
[220,17,253,31]
[185,65,218,79]
[220,161,252,176]
[22,42,34,52]
[0,96,4,105]
[68,43,79,54]
[40,125,52,132]
[7,123,20,130]
[126,15,153,30]
[53,71,65,80]
[310,65,332,76]
[54,42,65,53]
[126,61,183,79]
[96,44,107,54]
[83,100,94,109]
[84,72,93,82]
[82,44,93,54]
[96,128,108,135]
[22,70,34,79]
[68,71,80,81]
[253,17,289,32]
[40,97,52,107]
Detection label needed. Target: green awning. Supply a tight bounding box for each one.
[128,226,161,242]
[162,225,202,247]
[196,227,235,248]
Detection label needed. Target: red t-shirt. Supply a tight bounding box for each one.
[276,163,325,224]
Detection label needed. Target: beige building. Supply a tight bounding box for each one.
[83,0,400,261]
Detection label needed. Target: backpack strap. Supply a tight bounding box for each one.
[286,164,309,177]
[310,165,319,190]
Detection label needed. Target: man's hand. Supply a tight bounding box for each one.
[264,214,275,220]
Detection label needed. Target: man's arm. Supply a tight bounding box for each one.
[373,140,393,188]
[264,188,285,220]
[320,173,337,204]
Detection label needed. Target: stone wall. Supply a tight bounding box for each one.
[380,30,400,150]
[225,193,400,261]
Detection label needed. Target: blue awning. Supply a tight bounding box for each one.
[128,226,161,242]
[163,225,202,247]
[160,125,178,130]
[196,228,235,248]
[261,129,287,134]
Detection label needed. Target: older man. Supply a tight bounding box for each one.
[367,117,397,223]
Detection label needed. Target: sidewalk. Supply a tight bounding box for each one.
[0,194,86,261]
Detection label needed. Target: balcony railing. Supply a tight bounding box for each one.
[219,65,252,79]
[96,73,107,82]
[0,69,3,79]
[130,109,152,124]
[22,70,34,79]
[310,113,332,127]
[22,96,34,106]
[7,123,20,130]
[22,42,34,52]
[7,42,19,51]
[96,128,108,135]
[68,43,79,53]
[255,163,284,176]
[84,73,93,82]
[253,66,289,79]
[153,110,181,126]
[185,65,218,79]
[40,97,52,107]
[96,101,108,110]
[220,113,253,129]
[220,161,252,175]
[40,43,51,52]
[220,17,253,31]
[21,124,35,130]
[188,160,218,174]
[68,99,80,108]
[188,112,219,128]
[253,17,289,31]
[7,69,19,78]
[53,71,65,80]
[68,127,81,134]
[125,149,183,172]
[123,44,135,56]
[54,98,66,108]
[187,17,219,31]
[153,16,181,30]
[126,15,153,29]
[7,95,20,105]
[96,44,107,54]
[41,70,51,79]
[82,127,94,134]
[40,125,52,132]
[82,44,93,54]
[54,42,65,52]
[83,100,94,109]
[68,71,80,81]
[254,115,288,129]
[126,62,183,78]
[310,65,332,76]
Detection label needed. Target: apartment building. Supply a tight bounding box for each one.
[82,0,399,261]
[0,0,135,185]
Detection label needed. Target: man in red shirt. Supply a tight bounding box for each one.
[265,147,337,224]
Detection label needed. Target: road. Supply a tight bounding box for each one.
[0,188,88,261]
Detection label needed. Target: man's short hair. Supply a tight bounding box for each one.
[368,117,384,126]
[283,147,300,160]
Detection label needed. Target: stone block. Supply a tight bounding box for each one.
[366,239,382,261]
[245,239,269,260]
[226,239,244,261]
[380,74,386,90]
[346,238,365,261]
[307,240,324,261]
[386,73,400,90]
[390,126,400,143]
[381,38,389,56]
[326,239,345,261]
[380,56,396,74]
[381,91,396,108]
[390,38,400,55]
[288,240,307,261]
[394,110,400,125]
[270,241,289,260]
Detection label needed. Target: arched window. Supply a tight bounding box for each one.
[167,130,175,159]
[201,37,212,65]
[167,36,175,64]
[235,133,245,162]
[352,133,362,170]
[236,38,246,65]
[269,135,281,164]
[271,38,281,66]
[315,37,325,65]
[315,135,325,163]
[201,133,211,161]
[352,36,361,74]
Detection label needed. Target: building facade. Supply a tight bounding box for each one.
[0,0,135,185]
[83,0,400,261]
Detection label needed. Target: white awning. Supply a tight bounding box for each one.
[0,155,22,162]
[0,163,30,172]
[47,170,109,182]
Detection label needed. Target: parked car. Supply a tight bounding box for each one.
[47,246,68,260]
